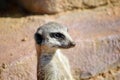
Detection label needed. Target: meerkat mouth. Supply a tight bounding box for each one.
[53,44,75,49]
[59,46,75,49]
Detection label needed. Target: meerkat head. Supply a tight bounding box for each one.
[34,22,75,49]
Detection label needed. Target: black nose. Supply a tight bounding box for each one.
[69,42,76,47]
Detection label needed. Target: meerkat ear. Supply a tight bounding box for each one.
[34,29,43,45]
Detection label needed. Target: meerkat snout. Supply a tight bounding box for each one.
[69,41,76,47]
[35,22,75,49]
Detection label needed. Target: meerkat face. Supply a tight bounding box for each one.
[48,31,75,49]
[34,22,75,49]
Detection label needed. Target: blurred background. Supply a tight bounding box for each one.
[0,0,120,80]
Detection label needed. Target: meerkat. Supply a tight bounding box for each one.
[34,22,76,80]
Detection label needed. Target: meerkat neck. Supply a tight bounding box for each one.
[41,46,57,54]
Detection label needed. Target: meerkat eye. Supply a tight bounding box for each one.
[50,33,65,40]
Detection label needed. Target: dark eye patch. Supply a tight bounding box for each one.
[49,32,65,40]
[34,33,43,44]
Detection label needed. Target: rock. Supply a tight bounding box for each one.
[16,0,120,14]
[21,37,28,42]
[83,0,107,8]
[115,72,120,80]
[0,54,37,80]
[17,0,62,14]
[0,17,44,80]
[0,7,120,80]
[56,8,120,79]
